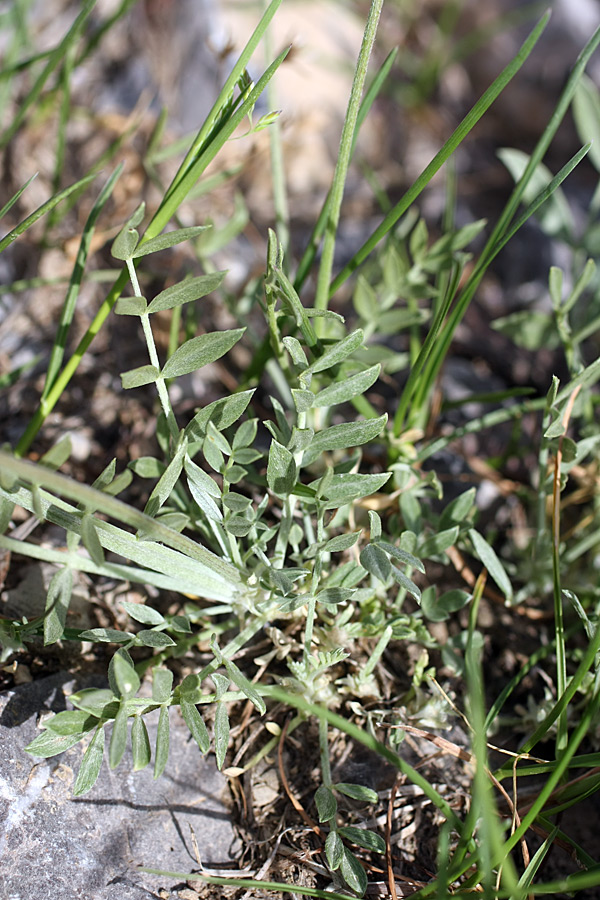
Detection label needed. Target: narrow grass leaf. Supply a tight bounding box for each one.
[154,705,170,778]
[73,724,105,796]
[0,173,37,221]
[330,12,550,292]
[0,172,96,255]
[147,271,226,313]
[109,702,129,769]
[469,528,513,601]
[161,329,245,379]
[132,226,209,258]
[0,0,95,150]
[163,0,284,204]
[43,164,123,396]
[181,698,210,753]
[214,701,230,770]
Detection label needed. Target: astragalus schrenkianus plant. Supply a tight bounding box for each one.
[2,0,600,896]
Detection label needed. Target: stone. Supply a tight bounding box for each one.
[0,673,237,900]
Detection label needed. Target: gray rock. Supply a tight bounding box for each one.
[0,674,237,900]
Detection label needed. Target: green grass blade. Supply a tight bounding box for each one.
[139,871,355,900]
[0,451,241,586]
[15,46,289,456]
[329,11,550,295]
[75,0,138,67]
[42,165,123,400]
[0,172,96,255]
[149,46,290,244]
[0,0,96,150]
[480,142,591,264]
[162,0,283,208]
[264,684,463,830]
[0,172,37,220]
[494,680,600,871]
[294,47,398,293]
[497,619,600,770]
[314,0,384,315]
[47,41,77,233]
[414,25,600,417]
[263,5,289,263]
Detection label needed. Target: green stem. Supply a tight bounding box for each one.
[314,0,383,315]
[263,1,289,262]
[125,259,179,443]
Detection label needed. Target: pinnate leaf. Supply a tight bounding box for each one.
[161,329,245,379]
[181,698,210,753]
[154,705,170,778]
[73,725,105,796]
[315,784,337,822]
[338,825,385,853]
[121,364,160,390]
[147,272,226,313]
[25,730,86,758]
[132,226,209,257]
[131,715,151,770]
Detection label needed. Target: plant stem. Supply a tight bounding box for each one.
[314,0,384,316]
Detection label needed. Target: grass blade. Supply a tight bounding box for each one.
[0,0,96,150]
[330,12,550,294]
[294,47,398,293]
[314,0,385,315]
[42,164,123,400]
[0,172,96,255]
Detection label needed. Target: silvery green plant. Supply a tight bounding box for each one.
[2,0,600,895]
